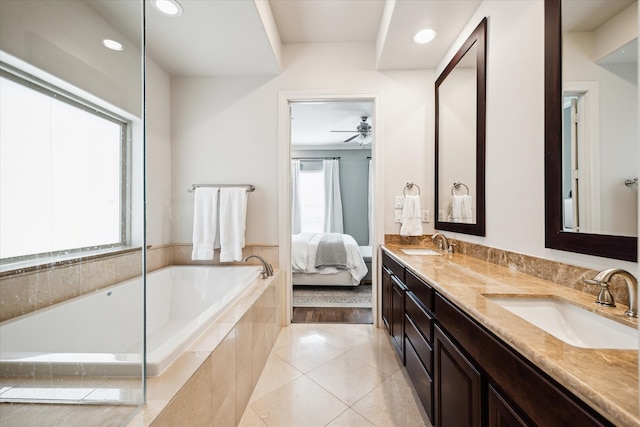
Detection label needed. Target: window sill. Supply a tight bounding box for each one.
[0,246,143,278]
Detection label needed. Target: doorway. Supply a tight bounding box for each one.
[277,90,383,326]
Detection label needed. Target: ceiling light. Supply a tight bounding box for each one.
[414,28,437,45]
[102,39,124,51]
[151,0,183,17]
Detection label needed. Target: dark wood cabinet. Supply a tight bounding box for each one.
[390,275,405,358]
[488,384,532,427]
[434,324,482,427]
[381,266,391,329]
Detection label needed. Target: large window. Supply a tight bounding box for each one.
[0,69,129,261]
[299,166,324,233]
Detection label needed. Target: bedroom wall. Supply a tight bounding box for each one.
[291,149,372,246]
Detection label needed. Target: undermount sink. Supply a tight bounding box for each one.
[400,248,441,256]
[487,296,638,350]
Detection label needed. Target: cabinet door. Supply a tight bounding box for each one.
[488,384,532,427]
[390,275,405,359]
[381,267,392,330]
[434,324,481,427]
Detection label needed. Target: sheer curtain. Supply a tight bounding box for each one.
[291,160,302,234]
[323,159,344,233]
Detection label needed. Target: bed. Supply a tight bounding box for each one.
[292,232,368,286]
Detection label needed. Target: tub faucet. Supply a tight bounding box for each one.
[584,268,637,318]
[432,233,453,253]
[244,255,274,278]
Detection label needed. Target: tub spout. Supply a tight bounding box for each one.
[244,255,273,278]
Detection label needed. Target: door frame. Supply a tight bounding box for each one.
[277,89,384,326]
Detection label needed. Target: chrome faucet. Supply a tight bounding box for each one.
[244,255,274,278]
[432,233,453,253]
[584,268,638,318]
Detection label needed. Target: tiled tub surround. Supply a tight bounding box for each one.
[0,244,279,322]
[382,244,639,427]
[385,234,631,305]
[0,270,282,426]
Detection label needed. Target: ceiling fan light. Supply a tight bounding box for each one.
[414,28,437,44]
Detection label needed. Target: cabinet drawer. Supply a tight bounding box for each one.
[405,292,433,342]
[406,269,434,311]
[382,251,405,282]
[405,337,434,424]
[405,313,433,375]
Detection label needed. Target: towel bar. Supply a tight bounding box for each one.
[451,181,469,195]
[188,184,255,193]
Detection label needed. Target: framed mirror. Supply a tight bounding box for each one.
[435,18,487,236]
[545,0,637,262]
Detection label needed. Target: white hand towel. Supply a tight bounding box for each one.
[219,188,248,262]
[461,195,473,223]
[191,187,219,260]
[400,195,423,236]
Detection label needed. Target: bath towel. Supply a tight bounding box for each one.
[219,187,248,262]
[191,187,219,260]
[400,195,423,236]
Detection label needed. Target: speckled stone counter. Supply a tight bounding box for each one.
[382,244,639,427]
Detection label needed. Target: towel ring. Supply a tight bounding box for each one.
[403,182,421,196]
[451,181,469,195]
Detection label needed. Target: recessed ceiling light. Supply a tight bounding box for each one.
[151,0,183,17]
[102,39,124,51]
[414,28,437,44]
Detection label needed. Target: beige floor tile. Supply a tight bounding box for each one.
[343,334,403,377]
[351,368,430,427]
[307,352,389,406]
[272,323,332,349]
[249,376,348,427]
[249,353,303,403]
[311,324,376,351]
[238,405,269,427]
[325,408,376,427]
[273,335,345,373]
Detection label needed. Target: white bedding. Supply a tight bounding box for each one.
[292,233,368,285]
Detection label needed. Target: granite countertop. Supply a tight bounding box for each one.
[381,244,639,427]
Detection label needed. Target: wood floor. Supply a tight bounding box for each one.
[292,307,372,324]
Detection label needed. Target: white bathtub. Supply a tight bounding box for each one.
[0,265,262,377]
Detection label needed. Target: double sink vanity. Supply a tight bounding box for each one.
[380,244,638,427]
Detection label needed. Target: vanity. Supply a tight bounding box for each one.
[381,245,638,427]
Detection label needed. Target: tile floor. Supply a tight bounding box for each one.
[238,323,432,427]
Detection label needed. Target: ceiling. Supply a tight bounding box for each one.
[88,0,483,149]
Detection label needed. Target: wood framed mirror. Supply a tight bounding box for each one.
[435,18,487,236]
[544,0,637,262]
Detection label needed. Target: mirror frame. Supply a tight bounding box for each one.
[435,17,487,236]
[544,0,637,262]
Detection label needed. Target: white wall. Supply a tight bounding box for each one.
[436,0,636,271]
[170,42,433,245]
[145,58,173,246]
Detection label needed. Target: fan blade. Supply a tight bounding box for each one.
[344,134,359,142]
[331,130,357,133]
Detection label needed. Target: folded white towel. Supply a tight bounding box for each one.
[192,187,219,260]
[400,195,423,236]
[450,195,473,223]
[219,188,248,262]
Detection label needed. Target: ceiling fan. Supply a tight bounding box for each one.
[331,116,372,143]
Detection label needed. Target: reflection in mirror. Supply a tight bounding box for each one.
[545,0,637,261]
[561,0,637,237]
[435,18,487,236]
[438,43,477,224]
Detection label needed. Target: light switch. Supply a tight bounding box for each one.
[395,196,404,208]
[394,209,403,223]
[422,210,430,222]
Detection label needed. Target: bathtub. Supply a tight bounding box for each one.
[0,265,262,377]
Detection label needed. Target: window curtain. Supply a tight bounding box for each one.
[323,159,344,233]
[368,158,373,246]
[291,160,302,235]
